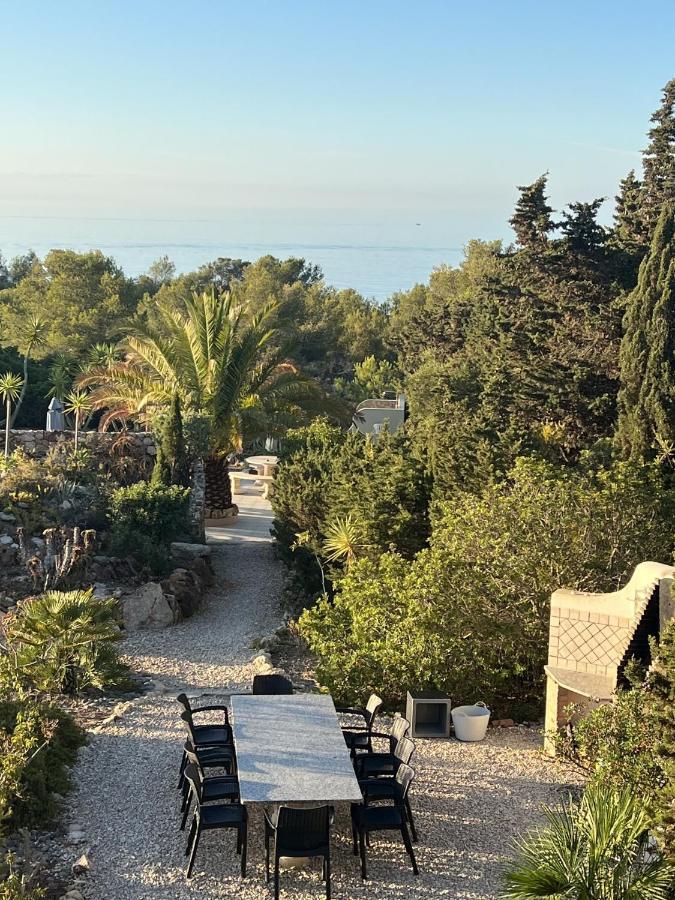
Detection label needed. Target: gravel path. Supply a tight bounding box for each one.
[64,487,581,900]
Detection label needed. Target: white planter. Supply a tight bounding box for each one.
[451,702,491,741]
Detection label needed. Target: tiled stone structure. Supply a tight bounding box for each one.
[544,560,674,754]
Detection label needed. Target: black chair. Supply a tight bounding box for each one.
[178,710,236,790]
[180,747,240,831]
[252,674,294,695]
[183,763,247,879]
[264,805,333,900]
[176,692,230,725]
[351,763,419,880]
[354,734,416,779]
[336,693,383,756]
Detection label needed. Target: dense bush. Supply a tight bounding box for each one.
[645,620,675,858]
[299,458,674,713]
[272,420,431,608]
[0,700,84,828]
[108,481,189,573]
[2,589,129,695]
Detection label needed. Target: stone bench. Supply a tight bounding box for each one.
[229,471,275,498]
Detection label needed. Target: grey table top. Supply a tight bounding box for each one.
[231,693,363,804]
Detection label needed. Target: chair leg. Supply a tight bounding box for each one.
[406,796,419,842]
[185,816,197,855]
[351,815,358,855]
[325,851,331,900]
[178,751,186,788]
[401,822,419,875]
[274,855,280,900]
[240,819,247,877]
[265,828,270,882]
[180,795,192,831]
[186,825,201,878]
[359,828,367,880]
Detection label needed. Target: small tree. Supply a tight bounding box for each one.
[645,619,675,858]
[0,373,23,457]
[509,173,556,248]
[64,390,91,451]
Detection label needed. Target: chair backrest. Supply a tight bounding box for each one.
[183,762,204,804]
[394,736,416,768]
[389,716,410,750]
[252,674,294,695]
[275,805,331,853]
[180,709,197,742]
[394,763,415,803]
[364,693,383,730]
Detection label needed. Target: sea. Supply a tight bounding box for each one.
[0,214,466,302]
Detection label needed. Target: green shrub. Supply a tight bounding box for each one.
[645,619,675,859]
[0,699,84,829]
[108,481,189,573]
[2,589,129,695]
[299,458,674,712]
[502,782,675,899]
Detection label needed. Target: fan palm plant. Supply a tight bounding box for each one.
[2,588,127,695]
[323,513,367,567]
[502,782,675,899]
[0,372,23,457]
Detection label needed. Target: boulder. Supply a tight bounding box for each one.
[162,568,201,618]
[170,542,212,565]
[122,582,178,631]
[189,554,214,589]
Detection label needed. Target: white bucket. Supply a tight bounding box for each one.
[451,702,491,742]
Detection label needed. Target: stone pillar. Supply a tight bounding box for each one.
[543,674,560,756]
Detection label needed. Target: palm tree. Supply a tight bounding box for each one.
[11,315,45,425]
[79,290,342,503]
[0,372,23,456]
[64,390,91,450]
[502,782,675,899]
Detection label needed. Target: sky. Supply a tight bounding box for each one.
[1,0,674,244]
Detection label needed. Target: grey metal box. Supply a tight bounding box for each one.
[405,690,452,738]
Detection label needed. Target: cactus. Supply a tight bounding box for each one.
[19,525,96,590]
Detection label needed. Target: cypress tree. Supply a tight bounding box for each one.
[614,170,646,247]
[151,442,172,486]
[164,393,190,487]
[617,203,675,459]
[640,78,675,237]
[509,173,556,248]
[645,619,675,858]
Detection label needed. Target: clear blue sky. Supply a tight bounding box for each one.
[1,0,674,241]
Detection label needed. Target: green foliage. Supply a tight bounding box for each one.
[502,782,675,899]
[640,78,675,238]
[108,481,189,573]
[645,619,675,858]
[617,203,675,460]
[509,173,556,248]
[152,393,190,487]
[2,589,128,695]
[0,699,84,829]
[299,458,673,711]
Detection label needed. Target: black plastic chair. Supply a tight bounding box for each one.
[180,747,240,830]
[264,805,333,899]
[336,694,383,756]
[183,763,247,879]
[354,734,416,779]
[252,674,294,695]
[176,692,230,724]
[351,763,419,880]
[178,710,236,790]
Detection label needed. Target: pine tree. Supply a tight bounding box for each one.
[617,203,675,459]
[640,78,675,237]
[560,198,606,256]
[509,174,556,248]
[614,170,646,247]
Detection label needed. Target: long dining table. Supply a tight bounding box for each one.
[230,693,363,806]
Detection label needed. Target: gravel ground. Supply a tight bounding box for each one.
[62,488,581,900]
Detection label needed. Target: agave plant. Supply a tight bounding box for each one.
[502,782,675,899]
[2,588,127,695]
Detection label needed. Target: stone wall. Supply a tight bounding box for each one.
[9,429,156,459]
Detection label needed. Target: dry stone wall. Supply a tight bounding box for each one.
[9,429,156,459]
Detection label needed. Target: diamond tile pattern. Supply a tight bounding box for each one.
[558,620,630,666]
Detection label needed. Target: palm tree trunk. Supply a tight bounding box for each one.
[10,350,30,427]
[204,455,232,514]
[4,399,10,457]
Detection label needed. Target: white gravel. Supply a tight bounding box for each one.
[64,488,581,899]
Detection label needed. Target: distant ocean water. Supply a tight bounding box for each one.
[0,215,464,301]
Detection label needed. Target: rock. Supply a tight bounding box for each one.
[0,511,16,523]
[189,554,214,589]
[31,536,46,549]
[170,541,212,564]
[67,825,85,843]
[122,582,178,631]
[0,534,14,546]
[492,718,516,728]
[162,568,201,618]
[63,890,85,900]
[92,582,112,600]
